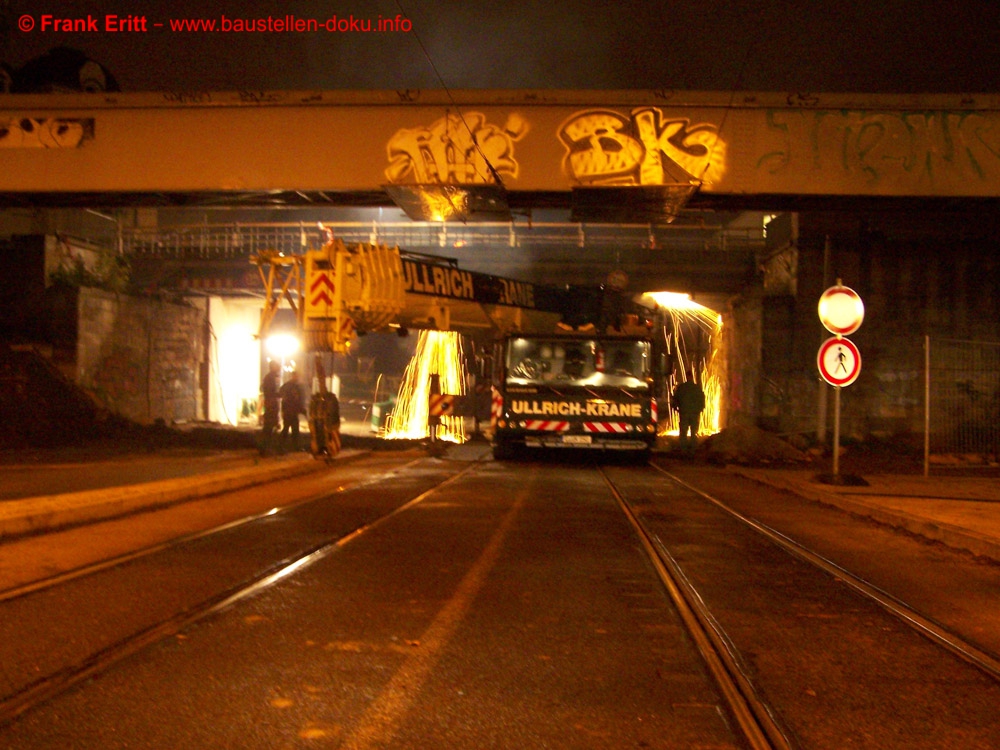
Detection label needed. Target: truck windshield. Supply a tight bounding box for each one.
[505,338,650,388]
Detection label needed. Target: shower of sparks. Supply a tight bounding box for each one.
[645,292,723,437]
[383,330,468,443]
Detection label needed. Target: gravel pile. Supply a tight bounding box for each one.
[700,425,810,465]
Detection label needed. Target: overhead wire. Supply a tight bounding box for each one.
[699,21,760,185]
[392,1,506,191]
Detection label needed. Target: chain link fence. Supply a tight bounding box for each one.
[925,336,1000,473]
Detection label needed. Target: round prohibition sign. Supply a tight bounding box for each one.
[818,284,865,336]
[818,336,861,387]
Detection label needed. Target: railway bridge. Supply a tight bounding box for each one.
[2,88,1000,445]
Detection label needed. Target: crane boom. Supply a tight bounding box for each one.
[253,238,573,351]
[253,237,660,351]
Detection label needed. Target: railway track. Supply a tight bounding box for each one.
[602,466,793,750]
[0,453,427,604]
[650,465,1000,683]
[5,453,1000,747]
[602,461,1000,749]
[0,454,480,727]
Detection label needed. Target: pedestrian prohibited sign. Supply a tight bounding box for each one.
[818,336,861,387]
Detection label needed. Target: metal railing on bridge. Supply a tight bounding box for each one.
[119,221,765,260]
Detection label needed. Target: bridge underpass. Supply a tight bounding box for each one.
[0,187,765,441]
[115,206,762,308]
[3,88,1000,447]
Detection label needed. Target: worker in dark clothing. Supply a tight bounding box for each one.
[672,371,705,454]
[260,360,281,455]
[279,369,306,452]
[309,355,342,460]
[309,389,341,458]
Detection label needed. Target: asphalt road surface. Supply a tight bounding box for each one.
[2,450,999,748]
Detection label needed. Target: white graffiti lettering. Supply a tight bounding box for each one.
[385,111,529,184]
[0,117,93,148]
[558,107,726,185]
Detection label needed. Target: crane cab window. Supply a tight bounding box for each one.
[506,337,650,388]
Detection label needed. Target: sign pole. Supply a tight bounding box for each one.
[832,384,841,478]
[817,282,865,485]
[817,239,831,444]
[924,335,931,478]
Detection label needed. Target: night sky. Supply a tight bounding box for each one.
[2,0,998,94]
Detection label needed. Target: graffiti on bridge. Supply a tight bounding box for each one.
[558,107,726,186]
[758,109,1000,187]
[0,117,94,148]
[384,111,529,184]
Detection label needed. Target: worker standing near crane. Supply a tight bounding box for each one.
[672,368,705,454]
[260,360,281,456]
[309,355,342,460]
[279,370,306,452]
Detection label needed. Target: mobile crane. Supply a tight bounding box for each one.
[252,237,667,457]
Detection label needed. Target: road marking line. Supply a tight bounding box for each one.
[340,472,533,749]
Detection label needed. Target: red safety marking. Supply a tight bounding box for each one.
[490,388,502,427]
[308,272,336,308]
[583,422,629,434]
[524,420,570,431]
[339,315,355,338]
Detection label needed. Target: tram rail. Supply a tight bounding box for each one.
[0,455,480,727]
[0,454,426,605]
[6,451,1000,746]
[602,459,1000,750]
[602,466,793,750]
[651,464,1000,684]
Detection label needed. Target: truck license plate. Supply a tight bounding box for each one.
[562,435,592,445]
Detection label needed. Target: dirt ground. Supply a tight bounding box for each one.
[687,424,1000,478]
